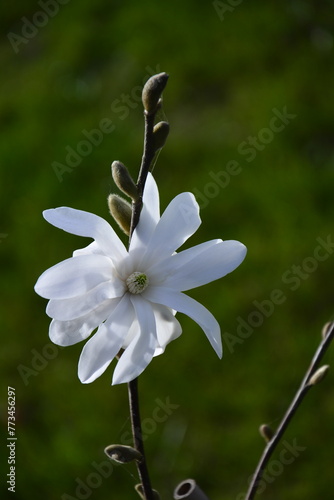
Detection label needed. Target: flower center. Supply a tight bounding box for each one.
[126,272,149,294]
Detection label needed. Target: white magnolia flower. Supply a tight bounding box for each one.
[35,173,246,385]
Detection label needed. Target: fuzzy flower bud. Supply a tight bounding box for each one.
[259,424,274,442]
[111,161,139,201]
[308,365,330,386]
[321,321,334,340]
[153,121,170,151]
[135,484,161,499]
[142,72,169,114]
[104,444,142,464]
[108,194,132,235]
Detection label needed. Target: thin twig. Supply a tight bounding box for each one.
[128,378,154,500]
[245,322,334,500]
[127,103,161,500]
[130,110,156,236]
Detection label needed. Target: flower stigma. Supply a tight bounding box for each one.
[126,272,149,294]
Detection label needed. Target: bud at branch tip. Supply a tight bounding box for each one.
[142,72,169,114]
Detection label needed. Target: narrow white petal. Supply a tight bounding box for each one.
[153,304,182,356]
[144,287,222,358]
[129,173,160,262]
[163,240,247,291]
[78,295,133,384]
[73,241,101,257]
[140,192,201,268]
[43,207,127,263]
[46,281,125,320]
[144,173,160,222]
[49,300,113,346]
[121,317,138,349]
[147,239,220,284]
[112,295,157,384]
[35,254,114,299]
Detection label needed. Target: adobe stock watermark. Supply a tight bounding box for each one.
[236,438,306,499]
[213,0,243,21]
[7,0,71,54]
[223,235,334,353]
[193,106,296,209]
[52,119,115,182]
[17,342,63,386]
[118,397,180,445]
[52,64,161,182]
[61,397,179,500]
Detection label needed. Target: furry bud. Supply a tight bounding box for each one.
[111,161,139,201]
[321,321,334,340]
[308,365,330,386]
[104,444,142,464]
[135,484,161,499]
[259,424,274,442]
[142,72,169,114]
[153,121,170,151]
[108,194,132,235]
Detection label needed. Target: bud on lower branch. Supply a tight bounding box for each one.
[111,161,139,201]
[104,444,143,464]
[308,365,330,386]
[321,321,334,340]
[108,194,132,235]
[259,424,274,442]
[135,484,161,499]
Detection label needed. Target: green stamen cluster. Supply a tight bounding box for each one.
[126,272,149,294]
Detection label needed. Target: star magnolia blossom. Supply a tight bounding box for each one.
[35,173,247,384]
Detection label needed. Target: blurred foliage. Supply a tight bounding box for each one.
[1,0,334,499]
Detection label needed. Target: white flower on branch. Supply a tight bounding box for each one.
[35,174,247,385]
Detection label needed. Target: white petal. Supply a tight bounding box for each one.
[46,281,125,320]
[139,192,201,268]
[144,173,160,222]
[153,304,182,356]
[148,239,220,284]
[121,317,138,349]
[73,241,102,257]
[112,295,157,384]
[129,173,160,259]
[35,254,114,299]
[43,207,127,264]
[162,240,247,291]
[78,295,133,384]
[49,300,113,346]
[144,287,222,358]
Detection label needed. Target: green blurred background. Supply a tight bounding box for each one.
[1,1,334,498]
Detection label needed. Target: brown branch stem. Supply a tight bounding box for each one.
[127,104,161,500]
[128,378,154,500]
[130,110,156,236]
